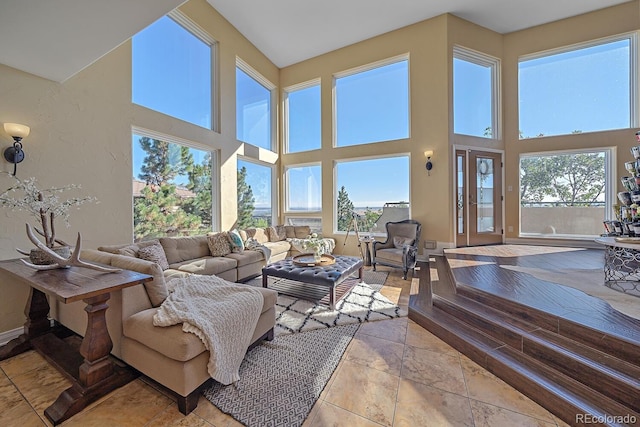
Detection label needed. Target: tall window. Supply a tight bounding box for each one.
[132,13,214,129]
[519,149,613,238]
[237,159,273,228]
[334,56,409,147]
[285,164,321,212]
[284,81,321,153]
[519,35,634,138]
[453,47,499,138]
[335,156,410,234]
[132,132,213,241]
[236,60,275,150]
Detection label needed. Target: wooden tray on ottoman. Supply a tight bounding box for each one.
[292,253,336,267]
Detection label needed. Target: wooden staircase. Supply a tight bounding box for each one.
[409,256,640,427]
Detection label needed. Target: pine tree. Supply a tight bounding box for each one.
[183,153,212,229]
[138,137,193,186]
[237,166,256,228]
[337,186,355,231]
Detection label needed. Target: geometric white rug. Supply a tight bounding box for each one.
[275,282,406,335]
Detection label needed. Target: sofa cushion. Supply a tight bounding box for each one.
[263,241,291,256]
[207,232,232,257]
[267,225,287,242]
[169,256,237,276]
[225,250,265,267]
[284,225,312,239]
[375,248,404,264]
[137,242,169,271]
[98,239,159,257]
[244,228,269,244]
[393,236,414,249]
[160,236,209,265]
[109,254,168,307]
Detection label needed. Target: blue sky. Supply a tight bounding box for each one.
[131,16,632,209]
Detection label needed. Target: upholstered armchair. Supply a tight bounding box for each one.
[372,219,422,279]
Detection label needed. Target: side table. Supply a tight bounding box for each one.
[0,259,152,425]
[359,236,375,266]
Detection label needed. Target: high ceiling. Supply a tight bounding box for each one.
[0,0,632,82]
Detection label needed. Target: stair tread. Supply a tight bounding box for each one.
[413,305,640,424]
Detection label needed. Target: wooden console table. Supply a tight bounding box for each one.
[0,258,152,425]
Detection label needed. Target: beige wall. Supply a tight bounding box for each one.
[1,1,639,334]
[0,0,278,333]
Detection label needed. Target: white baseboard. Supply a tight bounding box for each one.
[0,326,23,346]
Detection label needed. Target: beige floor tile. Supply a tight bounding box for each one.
[345,332,405,376]
[308,401,384,427]
[553,414,573,427]
[10,360,71,417]
[193,396,239,426]
[470,399,557,427]
[0,350,50,379]
[405,322,458,356]
[460,355,555,422]
[324,359,399,427]
[394,378,474,427]
[378,287,401,304]
[0,396,46,427]
[61,380,173,427]
[145,403,212,427]
[401,345,467,396]
[356,317,407,344]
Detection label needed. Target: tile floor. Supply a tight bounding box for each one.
[0,266,571,426]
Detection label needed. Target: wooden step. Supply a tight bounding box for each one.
[410,304,640,426]
[433,292,640,414]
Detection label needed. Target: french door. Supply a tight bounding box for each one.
[456,149,503,247]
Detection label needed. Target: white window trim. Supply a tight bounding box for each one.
[333,153,411,235]
[518,146,615,240]
[283,78,321,154]
[519,31,639,132]
[453,45,501,140]
[236,57,277,152]
[131,126,220,232]
[332,53,411,148]
[238,156,277,226]
[284,162,322,214]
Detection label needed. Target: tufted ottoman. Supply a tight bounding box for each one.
[262,256,363,309]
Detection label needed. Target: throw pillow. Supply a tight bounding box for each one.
[137,242,170,271]
[208,232,232,256]
[227,229,245,253]
[267,225,287,242]
[393,236,414,249]
[115,239,161,258]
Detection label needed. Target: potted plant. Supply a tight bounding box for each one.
[0,173,96,264]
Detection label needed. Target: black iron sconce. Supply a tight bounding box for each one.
[3,123,30,176]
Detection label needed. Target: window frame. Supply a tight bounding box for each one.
[453,45,501,140]
[284,162,322,214]
[332,54,410,148]
[518,147,615,239]
[237,156,277,227]
[333,153,411,236]
[283,78,322,154]
[236,58,277,152]
[132,10,219,131]
[131,126,219,238]
[518,32,639,138]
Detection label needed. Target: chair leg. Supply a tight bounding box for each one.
[402,268,408,280]
[372,263,376,271]
[177,389,200,415]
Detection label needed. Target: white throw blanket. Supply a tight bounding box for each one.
[153,275,264,385]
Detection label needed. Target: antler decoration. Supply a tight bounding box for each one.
[20,224,122,273]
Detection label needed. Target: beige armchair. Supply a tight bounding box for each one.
[372,219,421,279]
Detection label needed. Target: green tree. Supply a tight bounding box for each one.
[183,153,212,229]
[520,153,605,206]
[138,137,193,186]
[337,186,355,231]
[134,184,202,241]
[237,166,256,228]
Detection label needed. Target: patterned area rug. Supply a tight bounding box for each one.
[247,270,405,335]
[203,324,359,427]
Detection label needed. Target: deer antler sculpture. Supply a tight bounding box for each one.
[20,224,122,273]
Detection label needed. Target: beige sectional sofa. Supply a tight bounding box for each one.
[52,225,332,415]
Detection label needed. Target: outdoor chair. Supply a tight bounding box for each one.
[371,219,422,279]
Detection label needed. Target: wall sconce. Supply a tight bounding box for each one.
[424,150,434,175]
[3,123,30,176]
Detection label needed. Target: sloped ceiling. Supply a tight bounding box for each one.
[0,0,186,82]
[0,0,633,82]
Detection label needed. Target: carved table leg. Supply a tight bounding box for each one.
[45,292,135,425]
[0,287,50,360]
